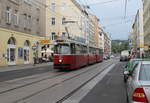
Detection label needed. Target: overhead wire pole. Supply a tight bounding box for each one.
[124,0,128,19]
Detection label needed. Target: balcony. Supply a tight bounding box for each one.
[8,0,19,5]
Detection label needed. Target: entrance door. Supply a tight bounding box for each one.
[7,37,16,66]
[24,48,29,64]
[7,47,16,65]
[24,40,30,64]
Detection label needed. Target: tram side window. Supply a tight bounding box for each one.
[71,43,76,54]
[96,49,99,54]
[80,46,86,54]
[82,46,87,54]
[89,47,93,54]
[75,45,80,54]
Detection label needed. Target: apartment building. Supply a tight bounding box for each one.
[88,14,100,48]
[0,0,44,66]
[131,9,144,58]
[41,0,92,56]
[143,0,150,56]
[103,32,111,55]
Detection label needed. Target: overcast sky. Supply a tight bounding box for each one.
[78,0,142,40]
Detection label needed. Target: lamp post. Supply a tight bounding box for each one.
[32,42,39,65]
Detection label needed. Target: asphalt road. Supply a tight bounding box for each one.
[0,65,53,82]
[79,62,127,103]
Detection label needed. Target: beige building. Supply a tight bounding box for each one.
[44,0,88,41]
[0,0,44,66]
[103,32,111,55]
[88,14,100,48]
[143,0,150,54]
[41,0,92,56]
[130,9,144,58]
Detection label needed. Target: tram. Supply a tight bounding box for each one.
[53,39,103,70]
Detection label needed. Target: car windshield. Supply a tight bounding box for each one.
[139,64,150,81]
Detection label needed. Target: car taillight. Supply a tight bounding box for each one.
[132,88,148,102]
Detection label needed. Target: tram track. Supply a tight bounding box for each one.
[0,60,112,95]
[0,72,67,94]
[0,60,115,103]
[12,60,115,103]
[55,63,115,103]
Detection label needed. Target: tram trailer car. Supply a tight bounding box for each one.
[53,40,103,70]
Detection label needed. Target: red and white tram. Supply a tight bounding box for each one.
[53,39,103,70]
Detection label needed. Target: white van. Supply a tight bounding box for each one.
[120,50,129,61]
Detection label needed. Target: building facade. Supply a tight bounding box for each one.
[0,0,44,66]
[103,32,111,55]
[130,8,144,58]
[41,0,94,56]
[143,0,150,56]
[88,14,101,48]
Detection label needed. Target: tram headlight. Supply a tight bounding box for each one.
[59,59,62,63]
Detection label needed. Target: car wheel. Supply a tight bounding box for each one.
[124,77,127,83]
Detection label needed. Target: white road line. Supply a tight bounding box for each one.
[62,63,116,103]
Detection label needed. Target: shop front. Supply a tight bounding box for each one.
[0,28,43,66]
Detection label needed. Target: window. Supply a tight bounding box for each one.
[51,3,56,11]
[61,3,66,10]
[13,10,19,26]
[51,17,55,25]
[28,15,32,28]
[51,32,56,40]
[139,64,150,81]
[62,32,66,38]
[6,7,12,24]
[23,13,27,28]
[62,17,66,24]
[36,18,39,24]
[55,44,70,54]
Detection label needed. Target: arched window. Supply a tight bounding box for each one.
[24,40,30,47]
[8,37,16,45]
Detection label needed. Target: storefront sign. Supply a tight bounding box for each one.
[40,40,52,44]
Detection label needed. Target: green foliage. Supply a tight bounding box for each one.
[112,40,129,53]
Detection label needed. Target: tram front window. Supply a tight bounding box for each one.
[55,44,71,54]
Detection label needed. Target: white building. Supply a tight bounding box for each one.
[133,8,144,58]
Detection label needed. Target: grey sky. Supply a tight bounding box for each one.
[78,0,142,40]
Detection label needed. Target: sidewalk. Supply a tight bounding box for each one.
[0,62,53,73]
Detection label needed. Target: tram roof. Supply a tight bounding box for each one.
[55,39,103,50]
[55,39,87,46]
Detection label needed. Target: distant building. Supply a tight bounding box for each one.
[103,32,111,55]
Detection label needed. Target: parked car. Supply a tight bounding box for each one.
[124,58,150,83]
[103,55,110,60]
[110,55,115,58]
[125,61,150,103]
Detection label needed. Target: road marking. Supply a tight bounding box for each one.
[62,63,116,103]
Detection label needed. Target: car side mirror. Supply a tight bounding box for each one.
[124,71,130,76]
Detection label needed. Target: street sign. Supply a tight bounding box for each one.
[138,44,144,48]
[32,45,37,51]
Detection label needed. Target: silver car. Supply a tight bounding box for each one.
[126,61,150,103]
